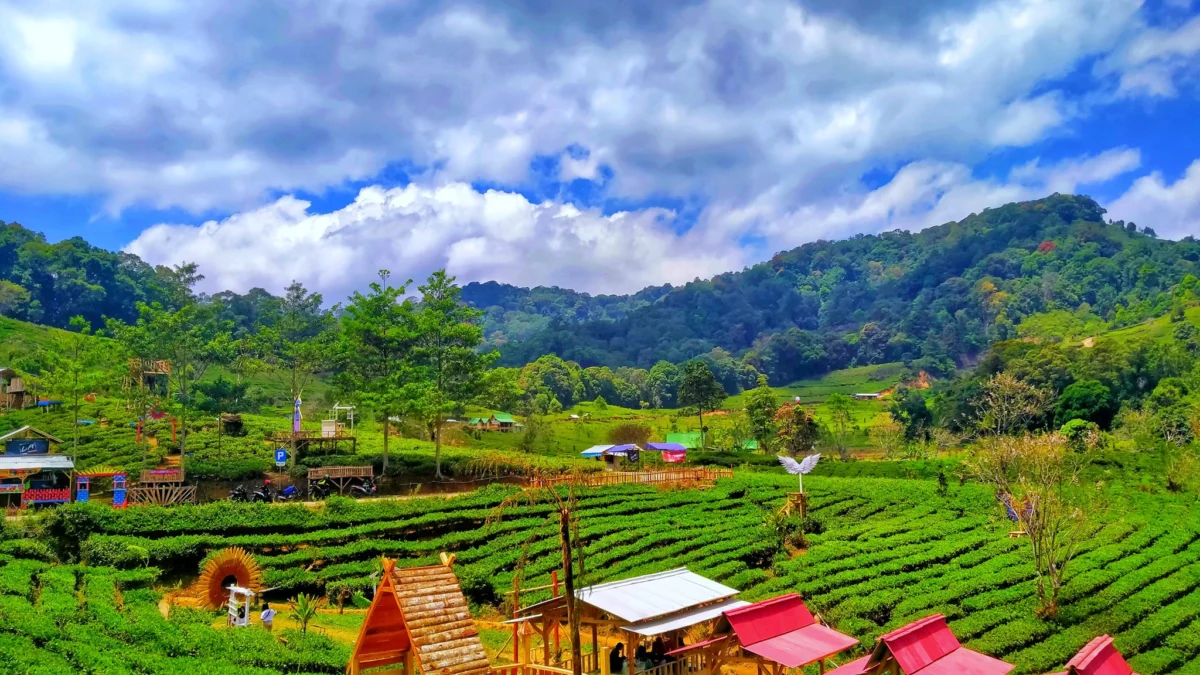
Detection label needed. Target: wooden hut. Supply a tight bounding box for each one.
[129,359,170,396]
[825,615,1014,675]
[0,367,27,409]
[347,558,491,675]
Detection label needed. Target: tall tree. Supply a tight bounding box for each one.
[411,271,498,479]
[678,360,726,449]
[40,317,116,455]
[744,374,779,453]
[825,393,854,461]
[338,271,417,475]
[978,373,1051,436]
[775,403,820,456]
[110,302,232,460]
[255,281,336,401]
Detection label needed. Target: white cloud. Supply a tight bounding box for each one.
[0,0,1145,216]
[1108,160,1200,239]
[127,148,1145,296]
[1103,14,1200,98]
[125,183,743,298]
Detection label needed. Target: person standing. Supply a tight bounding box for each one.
[260,601,276,632]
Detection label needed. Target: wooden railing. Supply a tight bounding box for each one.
[492,664,576,675]
[637,653,708,675]
[533,468,733,489]
[307,466,373,479]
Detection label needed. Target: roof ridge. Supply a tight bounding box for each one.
[880,614,947,644]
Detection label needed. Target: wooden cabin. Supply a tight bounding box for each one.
[0,426,71,509]
[0,367,27,409]
[129,359,171,396]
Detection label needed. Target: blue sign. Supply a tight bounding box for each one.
[274,448,288,466]
[6,439,49,455]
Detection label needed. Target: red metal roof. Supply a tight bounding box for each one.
[723,594,858,668]
[825,655,871,675]
[878,614,1014,675]
[1062,636,1137,675]
[665,635,729,657]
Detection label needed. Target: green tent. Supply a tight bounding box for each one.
[666,432,703,449]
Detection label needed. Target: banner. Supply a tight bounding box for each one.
[293,397,302,433]
[626,449,640,463]
[662,450,687,463]
[5,438,49,455]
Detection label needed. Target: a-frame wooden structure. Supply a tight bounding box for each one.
[347,555,491,675]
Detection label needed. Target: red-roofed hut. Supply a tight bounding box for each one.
[1046,635,1137,675]
[346,558,492,675]
[824,614,1014,675]
[668,593,857,674]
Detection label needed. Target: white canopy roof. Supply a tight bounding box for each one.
[576,568,739,623]
[0,455,73,470]
[623,597,750,636]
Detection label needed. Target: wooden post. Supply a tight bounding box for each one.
[561,509,582,675]
[624,631,636,675]
[553,570,561,661]
[513,577,521,664]
[592,625,599,675]
[404,649,416,675]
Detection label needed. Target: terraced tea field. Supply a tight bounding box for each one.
[12,473,1200,674]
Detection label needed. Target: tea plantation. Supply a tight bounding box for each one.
[0,472,1191,674]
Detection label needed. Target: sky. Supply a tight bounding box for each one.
[1,0,1200,299]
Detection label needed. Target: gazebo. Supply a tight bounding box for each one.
[516,568,748,674]
[347,558,492,675]
[1047,635,1136,675]
[669,593,857,675]
[825,615,1014,675]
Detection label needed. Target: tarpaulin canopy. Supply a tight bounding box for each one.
[605,444,640,455]
[623,597,749,636]
[581,445,613,458]
[1047,635,1137,675]
[724,594,858,668]
[645,443,686,451]
[863,614,1015,675]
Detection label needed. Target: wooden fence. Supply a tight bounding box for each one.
[532,468,733,489]
[492,664,576,675]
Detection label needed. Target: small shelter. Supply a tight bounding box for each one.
[1046,635,1136,675]
[0,367,27,410]
[0,427,71,509]
[645,443,687,464]
[825,615,1014,675]
[129,358,171,396]
[347,558,491,675]
[669,594,857,675]
[517,568,748,674]
[492,413,517,432]
[852,393,882,401]
[581,444,613,459]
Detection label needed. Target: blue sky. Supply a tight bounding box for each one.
[0,0,1199,298]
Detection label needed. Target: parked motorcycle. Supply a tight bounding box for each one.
[308,477,333,501]
[251,480,275,503]
[349,476,378,498]
[228,484,249,502]
[276,485,299,502]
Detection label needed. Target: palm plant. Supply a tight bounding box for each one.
[289,592,325,633]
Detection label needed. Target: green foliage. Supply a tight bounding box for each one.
[1055,380,1114,428]
[679,360,727,445]
[889,388,933,441]
[288,592,325,633]
[744,375,779,453]
[775,403,819,456]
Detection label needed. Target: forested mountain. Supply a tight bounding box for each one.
[4,193,1198,390]
[465,194,1200,384]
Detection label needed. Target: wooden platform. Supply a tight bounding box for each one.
[308,465,373,496]
[270,431,357,456]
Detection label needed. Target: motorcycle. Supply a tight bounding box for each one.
[228,484,249,502]
[349,476,378,498]
[308,477,333,501]
[276,485,299,502]
[251,480,275,503]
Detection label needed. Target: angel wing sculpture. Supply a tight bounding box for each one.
[778,453,820,492]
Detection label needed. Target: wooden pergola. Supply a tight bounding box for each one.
[308,465,373,495]
[515,569,748,675]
